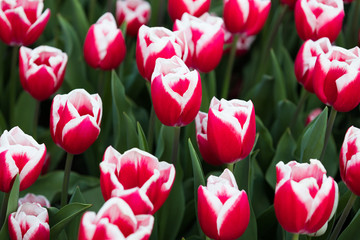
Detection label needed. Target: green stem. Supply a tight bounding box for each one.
[247,157,253,199]
[350,0,360,47]
[221,34,239,99]
[9,46,19,125]
[88,0,97,23]
[33,100,40,140]
[292,233,299,240]
[290,90,309,130]
[319,107,337,162]
[226,163,234,173]
[147,106,155,152]
[171,127,181,165]
[0,192,10,227]
[61,153,74,207]
[329,192,357,240]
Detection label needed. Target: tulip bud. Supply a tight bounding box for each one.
[116,0,151,36]
[19,46,68,101]
[0,0,50,46]
[168,0,211,22]
[50,89,102,155]
[100,146,175,215]
[8,203,50,240]
[84,12,126,70]
[0,127,46,192]
[274,160,338,235]
[198,169,250,240]
[78,198,154,240]
[151,56,202,127]
[294,0,344,42]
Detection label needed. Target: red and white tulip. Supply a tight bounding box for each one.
[168,0,211,22]
[18,193,50,208]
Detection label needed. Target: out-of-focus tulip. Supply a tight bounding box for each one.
[0,0,50,46]
[294,37,332,93]
[198,169,250,240]
[204,97,256,164]
[8,203,49,240]
[78,198,154,240]
[151,56,202,127]
[19,46,68,101]
[168,0,211,22]
[223,29,255,56]
[0,126,46,192]
[294,0,344,42]
[136,25,187,81]
[18,193,50,208]
[50,89,102,155]
[340,126,360,196]
[312,46,360,112]
[100,146,175,215]
[173,13,224,72]
[84,12,126,70]
[116,0,151,36]
[223,0,271,35]
[274,160,338,235]
[305,108,322,125]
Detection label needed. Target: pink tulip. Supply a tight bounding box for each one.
[0,0,50,46]
[198,169,250,240]
[294,0,344,42]
[305,108,322,126]
[18,193,50,208]
[151,56,202,127]
[84,12,126,70]
[116,0,151,36]
[223,29,255,56]
[168,0,211,22]
[173,13,224,73]
[274,160,338,235]
[312,46,360,112]
[100,147,175,215]
[50,89,102,155]
[8,203,49,240]
[0,126,46,192]
[223,0,271,35]
[19,46,68,101]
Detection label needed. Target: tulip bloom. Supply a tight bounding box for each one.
[100,146,175,215]
[0,0,50,46]
[340,126,360,196]
[50,89,102,155]
[19,46,68,101]
[198,169,250,240]
[151,56,202,127]
[294,0,344,42]
[8,203,50,240]
[223,30,255,56]
[312,46,360,112]
[223,0,271,35]
[0,126,46,192]
[274,160,338,235]
[168,0,211,22]
[116,0,151,36]
[79,198,154,240]
[173,13,224,73]
[136,25,187,81]
[18,193,50,208]
[84,12,126,70]
[294,37,332,93]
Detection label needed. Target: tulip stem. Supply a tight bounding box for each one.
[171,127,181,165]
[329,192,357,240]
[33,100,40,140]
[9,46,19,125]
[226,163,234,173]
[319,107,337,162]
[61,153,74,207]
[88,0,97,23]
[147,106,155,152]
[221,34,239,99]
[290,89,309,130]
[0,192,10,227]
[292,233,299,240]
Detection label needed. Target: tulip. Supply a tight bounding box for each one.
[136,25,187,81]
[198,169,250,240]
[84,12,126,70]
[223,30,255,56]
[100,146,175,215]
[294,0,344,42]
[19,46,68,101]
[50,89,102,155]
[312,46,360,112]
[18,193,50,208]
[205,97,256,164]
[168,0,211,22]
[340,126,360,196]
[0,0,50,46]
[274,160,338,235]
[173,13,224,73]
[151,56,202,127]
[0,126,46,192]
[116,0,151,36]
[8,203,49,240]
[305,108,322,126]
[223,0,271,36]
[78,197,154,240]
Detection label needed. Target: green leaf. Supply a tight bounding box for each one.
[65,0,89,42]
[256,116,275,172]
[338,206,360,240]
[123,112,138,149]
[13,92,36,133]
[280,46,298,103]
[82,186,105,213]
[66,188,87,240]
[270,49,286,102]
[137,122,149,152]
[257,206,280,240]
